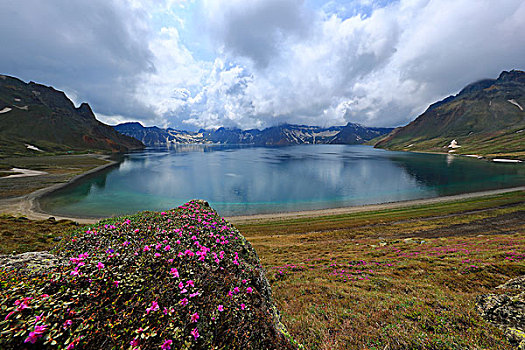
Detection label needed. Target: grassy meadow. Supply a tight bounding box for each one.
[0,154,111,199]
[234,190,525,349]
[1,190,524,349]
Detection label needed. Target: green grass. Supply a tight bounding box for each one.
[377,129,525,159]
[237,190,525,349]
[0,214,79,254]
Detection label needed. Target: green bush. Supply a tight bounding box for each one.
[0,200,296,349]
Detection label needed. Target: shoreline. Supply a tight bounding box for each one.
[0,150,523,225]
[0,154,119,224]
[227,186,525,224]
[1,180,523,225]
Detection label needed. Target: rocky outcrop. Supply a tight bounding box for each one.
[0,251,68,276]
[0,200,297,349]
[477,275,525,348]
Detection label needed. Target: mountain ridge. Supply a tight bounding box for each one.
[374,70,525,158]
[114,122,392,147]
[0,74,144,156]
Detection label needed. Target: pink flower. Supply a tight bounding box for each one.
[218,305,224,312]
[97,262,105,270]
[246,287,253,293]
[24,324,47,344]
[170,268,179,278]
[240,303,246,310]
[67,342,75,350]
[155,253,161,257]
[130,338,139,347]
[146,300,159,314]
[161,339,173,349]
[191,328,199,340]
[113,281,120,287]
[63,319,73,329]
[186,280,194,287]
[233,287,239,294]
[190,312,199,323]
[34,313,44,323]
[17,302,29,311]
[143,245,150,252]
[164,245,171,251]
[180,298,189,306]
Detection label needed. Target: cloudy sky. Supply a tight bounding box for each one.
[1,0,524,130]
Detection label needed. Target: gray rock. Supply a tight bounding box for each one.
[0,251,67,275]
[477,275,525,348]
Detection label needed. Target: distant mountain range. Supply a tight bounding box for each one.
[375,70,525,157]
[0,75,144,156]
[4,69,522,158]
[114,122,393,147]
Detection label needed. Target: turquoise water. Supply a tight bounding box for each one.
[39,145,525,218]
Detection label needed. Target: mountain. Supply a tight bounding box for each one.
[330,123,393,144]
[0,74,144,156]
[111,122,208,146]
[375,70,525,157]
[114,122,393,147]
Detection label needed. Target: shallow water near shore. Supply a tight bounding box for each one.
[39,145,525,218]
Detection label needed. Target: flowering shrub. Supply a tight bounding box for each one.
[0,200,297,349]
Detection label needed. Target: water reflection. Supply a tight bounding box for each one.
[40,145,525,218]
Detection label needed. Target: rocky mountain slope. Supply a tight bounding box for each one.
[0,75,144,156]
[114,122,392,147]
[375,70,525,158]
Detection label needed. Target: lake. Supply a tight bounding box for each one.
[39,145,525,218]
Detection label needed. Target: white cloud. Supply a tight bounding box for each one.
[1,0,524,130]
[175,0,525,128]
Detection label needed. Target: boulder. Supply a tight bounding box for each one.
[0,200,297,349]
[477,276,525,348]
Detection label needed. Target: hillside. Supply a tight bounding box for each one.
[114,122,392,147]
[0,200,297,349]
[0,75,144,156]
[375,70,525,158]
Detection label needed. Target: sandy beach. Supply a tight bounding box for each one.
[227,186,525,224]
